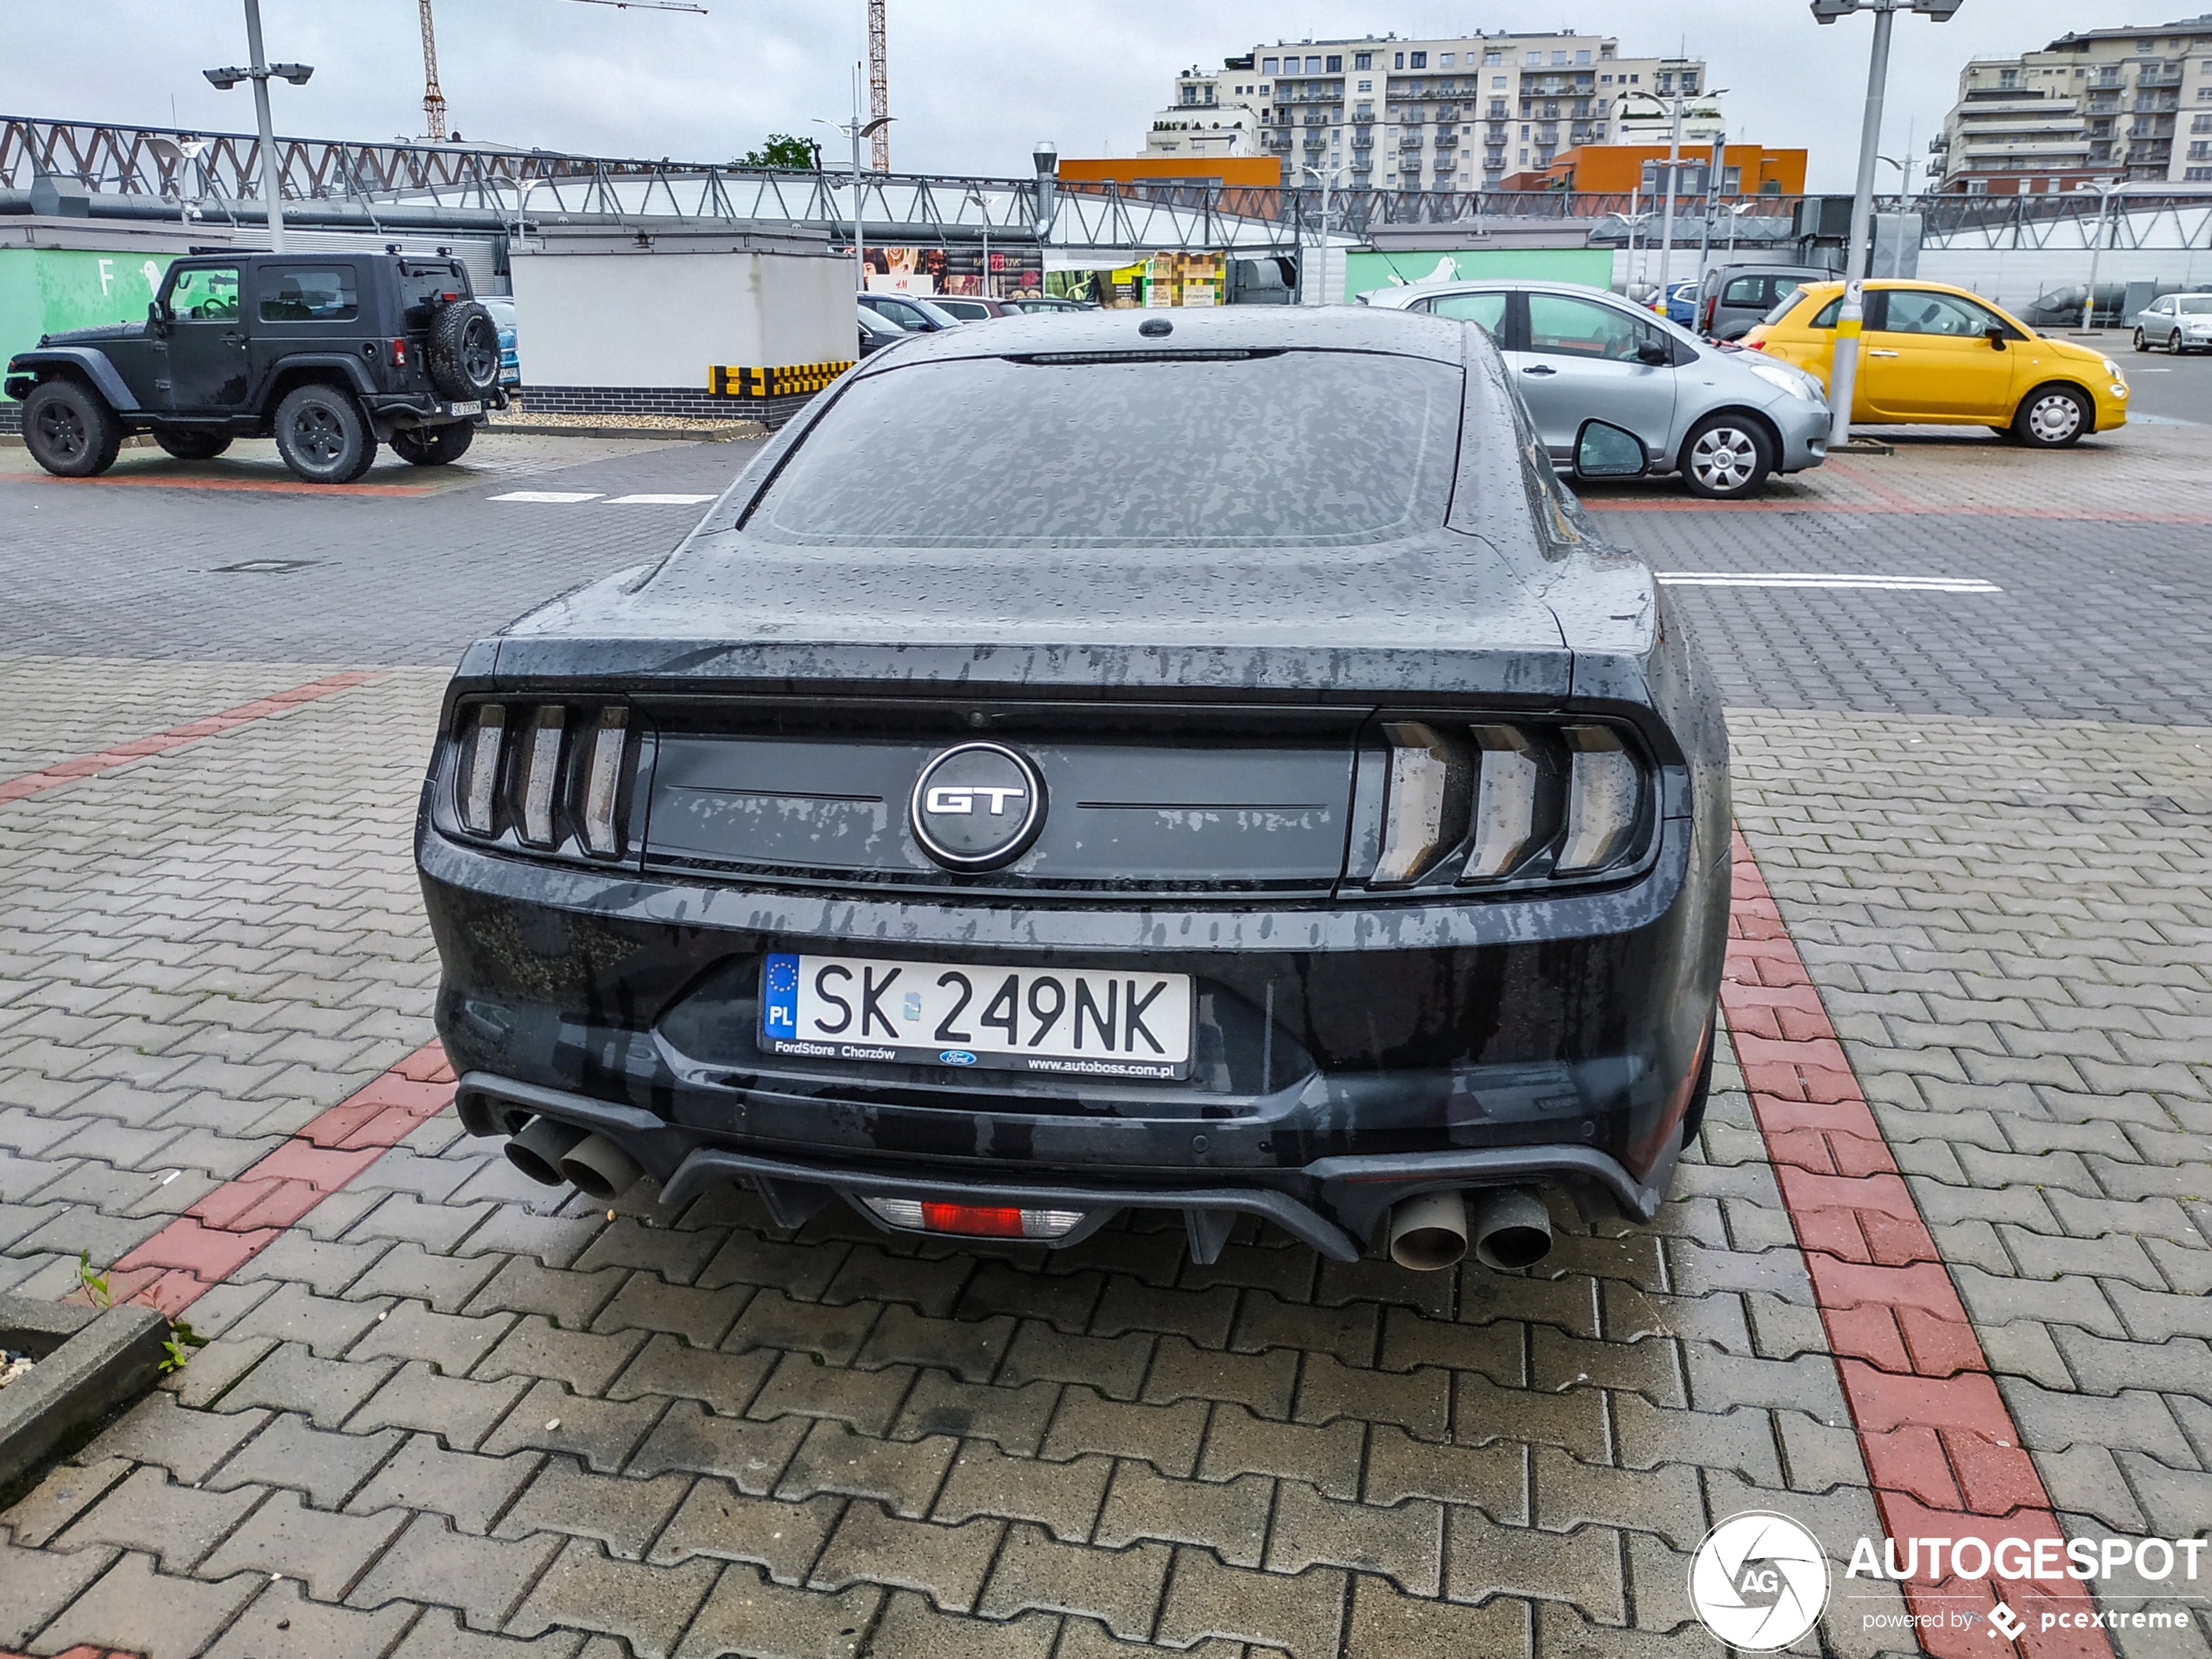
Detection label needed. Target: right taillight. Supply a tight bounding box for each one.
[1366,718,1650,891]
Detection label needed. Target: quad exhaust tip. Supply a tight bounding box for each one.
[1388,1187,1554,1272]
[504,1115,585,1185]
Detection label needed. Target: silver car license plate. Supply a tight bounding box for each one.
[759,952,1193,1080]
[448,400,482,416]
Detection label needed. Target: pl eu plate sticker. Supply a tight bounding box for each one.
[761,953,800,1040]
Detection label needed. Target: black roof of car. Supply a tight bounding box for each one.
[858,303,1469,369]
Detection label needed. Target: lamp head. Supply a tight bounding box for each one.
[273,63,314,85]
[1033,140,1059,176]
[203,67,244,89]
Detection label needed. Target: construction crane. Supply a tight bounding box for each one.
[868,0,889,172]
[416,0,708,142]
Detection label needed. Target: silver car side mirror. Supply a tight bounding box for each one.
[1575,420,1648,480]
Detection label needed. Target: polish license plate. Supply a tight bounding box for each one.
[759,952,1193,1080]
[448,400,482,415]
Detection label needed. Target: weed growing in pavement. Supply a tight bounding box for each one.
[73,1251,111,1310]
[159,1323,207,1374]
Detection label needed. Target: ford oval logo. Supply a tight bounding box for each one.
[909,742,1047,872]
[940,1049,979,1066]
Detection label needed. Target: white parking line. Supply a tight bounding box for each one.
[489,490,604,503]
[1656,572,2002,593]
[604,493,718,505]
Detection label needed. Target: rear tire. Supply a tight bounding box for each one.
[153,429,233,462]
[2171,330,2187,355]
[272,383,376,483]
[389,423,475,466]
[22,378,122,477]
[2012,384,2091,448]
[1678,415,1773,501]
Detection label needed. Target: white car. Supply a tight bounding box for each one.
[2134,293,2212,355]
[1362,279,1831,501]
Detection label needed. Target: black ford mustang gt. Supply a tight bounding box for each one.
[417,305,1730,1273]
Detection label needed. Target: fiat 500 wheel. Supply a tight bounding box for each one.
[2012,386,2089,448]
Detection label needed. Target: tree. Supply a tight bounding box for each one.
[740,134,819,171]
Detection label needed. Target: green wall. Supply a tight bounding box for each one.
[1,247,180,362]
[1345,246,1615,302]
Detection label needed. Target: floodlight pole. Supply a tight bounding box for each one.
[1824,3,1895,447]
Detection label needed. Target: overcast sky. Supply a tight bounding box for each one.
[0,1,2171,191]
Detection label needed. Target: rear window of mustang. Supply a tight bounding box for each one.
[744,351,1464,548]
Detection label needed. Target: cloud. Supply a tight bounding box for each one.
[0,0,2148,188]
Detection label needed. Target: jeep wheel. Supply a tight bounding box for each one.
[389,423,475,466]
[425,301,502,401]
[23,379,123,478]
[273,384,377,483]
[153,429,233,462]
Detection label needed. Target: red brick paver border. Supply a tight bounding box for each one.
[0,670,381,805]
[1723,830,2115,1659]
[92,1044,458,1318]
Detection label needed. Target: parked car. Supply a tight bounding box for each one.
[929,296,1023,321]
[481,295,523,388]
[415,306,1730,1276]
[856,305,906,358]
[1744,280,2129,447]
[2133,292,2212,355]
[858,292,966,333]
[1001,295,1096,314]
[1694,264,1833,342]
[1663,280,1700,328]
[4,251,504,482]
[1364,278,1830,500]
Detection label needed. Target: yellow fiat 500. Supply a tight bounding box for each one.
[1742,280,2128,447]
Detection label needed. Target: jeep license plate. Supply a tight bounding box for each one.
[448,400,482,416]
[759,952,1193,1080]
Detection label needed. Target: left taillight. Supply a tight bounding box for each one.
[450,698,634,860]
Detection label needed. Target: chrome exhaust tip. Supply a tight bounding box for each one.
[1388,1190,1469,1271]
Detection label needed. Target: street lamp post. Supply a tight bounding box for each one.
[1302,162,1345,306]
[201,0,312,252]
[813,95,892,297]
[2076,180,2121,334]
[964,184,992,298]
[1811,0,1966,448]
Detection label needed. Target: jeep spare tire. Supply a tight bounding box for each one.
[425,300,502,401]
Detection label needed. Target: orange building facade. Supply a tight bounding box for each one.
[1504,143,1808,196]
[1057,156,1282,189]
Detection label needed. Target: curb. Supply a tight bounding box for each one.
[0,1294,169,1493]
[485,420,763,442]
[1830,438,1895,455]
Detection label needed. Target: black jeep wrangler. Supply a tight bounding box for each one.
[4,251,507,484]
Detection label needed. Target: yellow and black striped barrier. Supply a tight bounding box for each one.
[709,361,855,400]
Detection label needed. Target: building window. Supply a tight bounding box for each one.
[2191,140,2212,158]
[1326,55,1342,71]
[2195,113,2212,132]
[1262,57,1278,74]
[1410,51,1426,68]
[2188,165,2212,179]
[1355,52,1372,70]
[1393,52,1404,68]
[1526,51,1542,65]
[1553,51,1567,64]
[1576,49,1591,64]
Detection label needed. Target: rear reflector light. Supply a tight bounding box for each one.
[1461,725,1540,882]
[1373,722,1467,887]
[581,707,629,856]
[390,337,407,367]
[521,706,566,845]
[1558,726,1642,873]
[462,704,504,833]
[862,1197,1086,1240]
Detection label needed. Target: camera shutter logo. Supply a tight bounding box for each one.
[909,742,1047,871]
[1688,1512,1830,1651]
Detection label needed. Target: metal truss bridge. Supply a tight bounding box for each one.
[6,115,2210,254]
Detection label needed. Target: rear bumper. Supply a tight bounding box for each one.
[454,1070,1684,1263]
[419,812,1727,1257]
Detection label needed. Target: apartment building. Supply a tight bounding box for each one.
[1934,12,2212,193]
[1150,31,1721,190]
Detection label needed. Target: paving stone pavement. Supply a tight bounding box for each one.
[3,430,2209,1657]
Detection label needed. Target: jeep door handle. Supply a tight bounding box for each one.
[1521,365,1559,376]
[222,332,245,344]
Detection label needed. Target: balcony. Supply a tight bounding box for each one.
[2137,65,2184,87]
[2136,91,2180,112]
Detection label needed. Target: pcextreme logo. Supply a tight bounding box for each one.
[1689,1513,1830,1651]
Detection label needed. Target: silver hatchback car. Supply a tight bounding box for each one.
[1362,279,1829,500]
